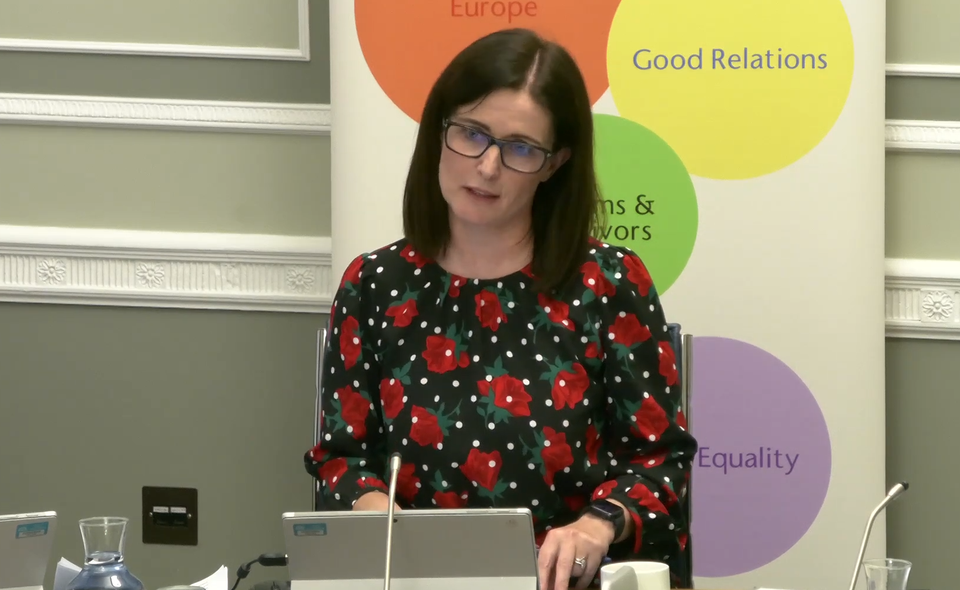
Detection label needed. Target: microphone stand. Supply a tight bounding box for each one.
[384,453,402,590]
[847,482,909,590]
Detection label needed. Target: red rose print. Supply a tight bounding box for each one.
[449,275,465,297]
[339,316,362,370]
[475,290,507,331]
[422,335,458,373]
[658,341,678,386]
[340,255,364,288]
[581,261,616,298]
[551,363,589,410]
[632,395,670,442]
[385,298,418,328]
[585,424,601,465]
[400,244,430,268]
[433,490,468,508]
[397,463,420,502]
[379,378,404,420]
[460,448,502,491]
[624,254,653,297]
[520,264,536,279]
[626,484,668,514]
[338,386,370,439]
[410,405,444,448]
[537,292,574,330]
[307,443,328,463]
[592,480,618,500]
[357,477,388,492]
[319,457,348,491]
[564,495,587,513]
[609,314,652,348]
[541,427,574,486]
[585,341,604,361]
[479,375,532,417]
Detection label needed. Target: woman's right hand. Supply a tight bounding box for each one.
[352,491,402,512]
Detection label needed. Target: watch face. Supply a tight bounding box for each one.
[592,501,621,519]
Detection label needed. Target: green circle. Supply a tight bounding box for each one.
[592,113,698,294]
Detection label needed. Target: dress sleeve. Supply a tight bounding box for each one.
[589,247,697,565]
[303,253,390,509]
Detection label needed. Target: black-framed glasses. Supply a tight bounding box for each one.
[442,119,552,174]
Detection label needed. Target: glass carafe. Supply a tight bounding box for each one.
[66,517,144,590]
[863,558,912,590]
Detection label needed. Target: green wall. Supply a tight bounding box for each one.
[0,1,330,588]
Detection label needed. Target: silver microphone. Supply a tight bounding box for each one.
[847,481,910,590]
[383,452,403,590]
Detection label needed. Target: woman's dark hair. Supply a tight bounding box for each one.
[402,28,605,294]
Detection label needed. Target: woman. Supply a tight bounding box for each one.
[305,28,697,590]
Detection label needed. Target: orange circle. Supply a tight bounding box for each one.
[356,0,621,122]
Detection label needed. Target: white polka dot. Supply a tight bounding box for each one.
[491,336,498,343]
[584,399,590,406]
[453,305,459,312]
[471,395,477,402]
[535,354,543,361]
[434,395,440,402]
[523,379,530,385]
[545,399,553,407]
[411,417,419,424]
[507,443,515,450]
[669,523,675,530]
[473,440,480,447]
[452,462,459,468]
[456,421,463,428]
[453,380,459,387]
[485,375,493,382]
[529,420,537,427]
[649,513,657,519]
[377,267,384,273]
[588,278,596,285]
[532,499,539,506]
[543,440,551,447]
[421,377,428,384]
[434,327,442,334]
[402,438,408,445]
[649,435,656,441]
[473,355,480,362]
[488,423,495,430]
[528,463,536,470]
[324,433,332,441]
[506,351,513,358]
[488,460,497,468]
[563,420,569,427]
[437,443,443,450]
[611,459,618,466]
[391,290,398,296]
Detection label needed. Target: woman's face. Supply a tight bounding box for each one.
[438,88,570,235]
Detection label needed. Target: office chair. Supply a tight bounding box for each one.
[666,322,694,588]
[312,327,328,511]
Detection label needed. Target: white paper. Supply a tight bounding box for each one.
[190,565,229,590]
[51,558,227,590]
[52,558,81,590]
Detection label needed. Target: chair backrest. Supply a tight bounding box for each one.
[666,322,694,588]
[312,327,328,511]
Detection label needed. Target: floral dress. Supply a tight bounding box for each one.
[304,237,697,585]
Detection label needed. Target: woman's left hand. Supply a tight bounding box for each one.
[537,514,616,590]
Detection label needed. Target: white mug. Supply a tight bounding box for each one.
[599,561,671,590]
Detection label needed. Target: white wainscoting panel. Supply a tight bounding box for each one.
[886,258,960,340]
[0,0,309,60]
[886,63,960,78]
[0,93,330,134]
[0,225,333,313]
[886,120,960,152]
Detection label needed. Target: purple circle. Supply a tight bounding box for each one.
[690,337,831,577]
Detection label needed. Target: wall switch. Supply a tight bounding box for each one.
[142,486,198,546]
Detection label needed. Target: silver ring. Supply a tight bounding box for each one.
[574,556,587,570]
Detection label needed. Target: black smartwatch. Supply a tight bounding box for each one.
[583,499,626,541]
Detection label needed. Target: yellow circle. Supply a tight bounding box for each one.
[607,0,854,180]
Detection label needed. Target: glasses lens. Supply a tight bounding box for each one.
[446,124,490,157]
[501,142,547,173]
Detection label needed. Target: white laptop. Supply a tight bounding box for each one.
[0,511,58,590]
[282,508,538,590]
